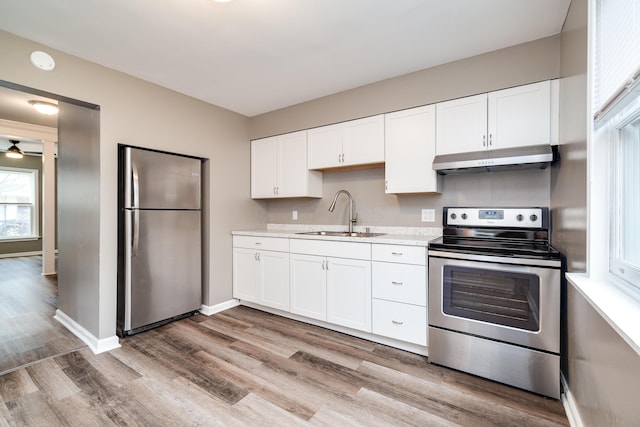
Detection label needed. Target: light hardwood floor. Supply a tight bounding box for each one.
[0,257,569,426]
[0,256,85,375]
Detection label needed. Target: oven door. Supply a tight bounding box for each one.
[428,253,560,353]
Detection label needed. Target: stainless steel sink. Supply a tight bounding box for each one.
[296,230,385,238]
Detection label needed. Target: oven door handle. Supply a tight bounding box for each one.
[427,249,561,268]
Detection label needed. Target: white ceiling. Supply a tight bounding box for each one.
[0,0,570,118]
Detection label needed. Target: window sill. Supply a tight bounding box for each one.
[566,272,640,357]
[0,236,40,243]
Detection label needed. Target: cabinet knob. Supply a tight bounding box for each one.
[392,320,404,325]
[391,252,403,256]
[482,135,486,146]
[489,133,493,146]
[391,281,403,285]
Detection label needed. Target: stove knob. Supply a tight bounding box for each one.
[450,213,457,220]
[530,214,538,222]
[461,213,468,220]
[516,214,524,221]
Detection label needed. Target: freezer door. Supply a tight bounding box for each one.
[126,147,201,209]
[127,209,201,330]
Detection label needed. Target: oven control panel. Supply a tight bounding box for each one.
[445,207,544,228]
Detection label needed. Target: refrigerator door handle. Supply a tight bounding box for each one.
[131,156,140,257]
[132,158,140,210]
[132,209,140,257]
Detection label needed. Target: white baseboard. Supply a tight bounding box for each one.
[561,374,584,427]
[54,309,121,354]
[200,299,240,316]
[0,250,44,259]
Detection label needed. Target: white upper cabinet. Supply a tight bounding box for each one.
[436,93,488,156]
[251,130,322,199]
[308,114,384,169]
[436,80,555,156]
[384,105,441,194]
[487,80,552,149]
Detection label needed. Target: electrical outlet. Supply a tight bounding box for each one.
[292,210,298,220]
[421,209,435,222]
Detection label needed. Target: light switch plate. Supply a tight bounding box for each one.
[421,209,435,222]
[292,210,298,220]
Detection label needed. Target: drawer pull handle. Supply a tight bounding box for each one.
[392,320,404,325]
[255,242,262,245]
[391,281,403,285]
[391,252,403,256]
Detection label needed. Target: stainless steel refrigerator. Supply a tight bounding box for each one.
[117,145,202,336]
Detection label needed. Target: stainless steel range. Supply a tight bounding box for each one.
[428,207,563,399]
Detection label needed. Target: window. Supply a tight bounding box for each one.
[593,0,640,292]
[0,167,39,240]
[609,102,640,289]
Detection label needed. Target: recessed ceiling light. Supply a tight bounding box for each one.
[29,100,59,115]
[29,51,56,71]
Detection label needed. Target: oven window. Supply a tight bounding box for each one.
[442,266,540,331]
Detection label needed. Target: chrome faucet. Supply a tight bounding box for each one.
[328,190,357,233]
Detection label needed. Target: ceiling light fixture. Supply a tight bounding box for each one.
[6,140,24,159]
[29,100,59,115]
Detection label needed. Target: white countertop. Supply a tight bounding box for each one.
[232,224,442,247]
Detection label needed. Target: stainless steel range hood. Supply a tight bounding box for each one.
[432,144,556,175]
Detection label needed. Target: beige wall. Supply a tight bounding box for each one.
[554,1,640,425]
[552,0,588,273]
[566,284,640,425]
[0,29,266,340]
[250,37,560,228]
[57,102,101,334]
[250,36,561,139]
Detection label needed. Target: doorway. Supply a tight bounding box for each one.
[0,80,100,373]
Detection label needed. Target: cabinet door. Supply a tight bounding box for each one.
[251,137,278,198]
[308,123,342,169]
[260,250,290,311]
[290,253,326,321]
[233,247,259,303]
[277,130,322,198]
[384,105,440,194]
[326,257,371,332]
[488,80,551,150]
[342,114,385,167]
[436,93,487,156]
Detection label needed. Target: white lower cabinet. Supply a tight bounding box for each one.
[326,257,371,332]
[290,239,372,333]
[372,299,427,346]
[290,253,327,321]
[371,244,428,346]
[233,236,290,311]
[234,235,430,351]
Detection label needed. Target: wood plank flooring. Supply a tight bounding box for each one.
[1,305,569,425]
[0,256,86,375]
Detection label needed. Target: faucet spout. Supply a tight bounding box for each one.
[328,190,357,233]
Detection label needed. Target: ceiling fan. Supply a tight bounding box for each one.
[0,137,57,157]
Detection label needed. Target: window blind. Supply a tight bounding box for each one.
[594,0,640,124]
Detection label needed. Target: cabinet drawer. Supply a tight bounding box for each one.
[233,235,289,252]
[372,262,426,306]
[290,239,370,260]
[371,244,425,265]
[372,299,427,346]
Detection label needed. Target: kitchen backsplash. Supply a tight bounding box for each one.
[263,166,551,227]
